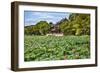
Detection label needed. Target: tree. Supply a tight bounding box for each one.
[59,18,74,35]
[58,13,90,36]
[24,26,34,35]
[36,21,51,35]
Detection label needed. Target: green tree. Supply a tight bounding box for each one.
[60,13,90,35]
[24,26,33,35]
[36,21,51,35]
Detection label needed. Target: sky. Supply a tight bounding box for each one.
[24,11,71,26]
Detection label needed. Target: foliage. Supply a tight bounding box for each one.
[59,13,90,35]
[24,13,90,36]
[24,35,90,61]
[36,21,51,35]
[25,21,51,35]
[24,13,90,61]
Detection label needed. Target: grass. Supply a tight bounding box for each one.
[24,35,90,61]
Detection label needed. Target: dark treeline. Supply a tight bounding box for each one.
[25,13,90,36]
